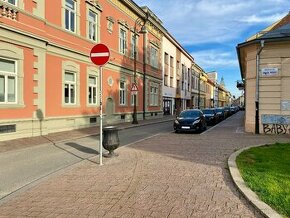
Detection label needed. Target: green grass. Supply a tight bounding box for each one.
[236,143,290,217]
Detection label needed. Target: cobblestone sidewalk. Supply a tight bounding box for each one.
[0,112,289,217]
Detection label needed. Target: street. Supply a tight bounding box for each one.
[0,121,173,200]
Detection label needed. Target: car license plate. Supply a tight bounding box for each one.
[181,126,190,129]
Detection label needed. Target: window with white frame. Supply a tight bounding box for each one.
[131,92,137,106]
[88,10,97,41]
[88,76,97,105]
[150,46,158,68]
[119,80,126,105]
[119,28,127,54]
[0,58,16,104]
[65,0,76,32]
[150,83,158,106]
[3,0,17,5]
[64,71,76,104]
[131,34,138,59]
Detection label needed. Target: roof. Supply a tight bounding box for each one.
[259,23,290,39]
[236,12,290,79]
[246,12,290,41]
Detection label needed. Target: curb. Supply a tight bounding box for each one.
[228,145,283,218]
[0,118,175,154]
[62,118,175,140]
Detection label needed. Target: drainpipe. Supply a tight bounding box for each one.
[197,73,201,109]
[255,40,264,134]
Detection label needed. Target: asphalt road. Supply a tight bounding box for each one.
[0,121,173,200]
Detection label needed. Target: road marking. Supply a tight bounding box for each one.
[235,127,245,134]
[123,133,162,147]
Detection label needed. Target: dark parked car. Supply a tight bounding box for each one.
[224,106,231,117]
[215,107,226,121]
[230,106,237,114]
[174,109,207,133]
[202,108,219,125]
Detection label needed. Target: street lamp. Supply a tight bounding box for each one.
[132,13,149,124]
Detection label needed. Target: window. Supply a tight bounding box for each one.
[119,80,126,105]
[88,10,97,41]
[65,0,76,32]
[88,76,97,105]
[3,0,17,5]
[176,61,180,75]
[170,77,173,87]
[192,75,195,89]
[187,69,191,91]
[150,46,158,68]
[131,92,137,106]
[119,29,127,54]
[170,56,173,66]
[64,72,76,104]
[0,58,16,104]
[131,34,137,59]
[150,84,158,106]
[164,53,168,65]
[164,75,168,86]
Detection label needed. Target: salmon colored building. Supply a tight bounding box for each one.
[0,0,164,141]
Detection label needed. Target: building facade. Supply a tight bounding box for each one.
[237,13,290,134]
[0,0,164,140]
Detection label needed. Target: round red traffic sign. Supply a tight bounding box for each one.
[90,44,110,66]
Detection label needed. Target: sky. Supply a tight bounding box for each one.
[133,0,290,98]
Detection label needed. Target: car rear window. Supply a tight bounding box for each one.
[179,110,200,118]
[202,110,214,114]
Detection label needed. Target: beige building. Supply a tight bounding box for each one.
[237,13,290,134]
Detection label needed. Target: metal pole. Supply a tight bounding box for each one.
[142,29,146,120]
[198,73,201,109]
[255,40,264,134]
[132,32,138,124]
[99,66,103,165]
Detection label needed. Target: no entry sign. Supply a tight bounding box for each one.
[90,44,110,66]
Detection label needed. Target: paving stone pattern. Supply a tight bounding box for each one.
[0,112,289,217]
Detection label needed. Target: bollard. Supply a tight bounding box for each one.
[102,126,119,157]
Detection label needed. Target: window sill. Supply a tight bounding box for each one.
[0,103,25,109]
[87,104,98,107]
[62,104,80,108]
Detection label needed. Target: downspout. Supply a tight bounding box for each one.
[255,40,264,134]
[198,73,201,109]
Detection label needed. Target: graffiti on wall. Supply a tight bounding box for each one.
[261,114,290,135]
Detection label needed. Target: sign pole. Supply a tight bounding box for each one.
[99,66,103,166]
[89,43,110,166]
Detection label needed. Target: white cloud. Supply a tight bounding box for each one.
[191,50,239,70]
[240,13,286,24]
[134,0,290,45]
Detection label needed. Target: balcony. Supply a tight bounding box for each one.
[0,1,18,20]
[236,80,244,90]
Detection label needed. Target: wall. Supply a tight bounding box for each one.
[243,41,290,134]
